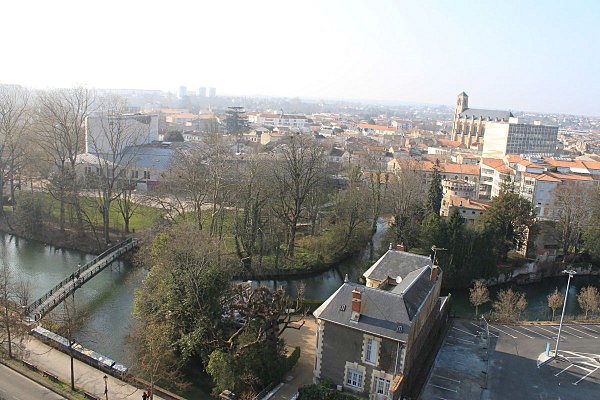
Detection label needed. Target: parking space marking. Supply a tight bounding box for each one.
[555,364,572,376]
[469,322,499,337]
[516,325,552,339]
[502,324,534,339]
[429,384,458,393]
[534,325,561,338]
[546,325,579,338]
[560,326,584,339]
[452,326,477,337]
[433,375,461,384]
[573,367,599,385]
[578,325,600,335]
[567,326,599,338]
[489,324,517,339]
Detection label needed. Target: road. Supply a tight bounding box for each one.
[0,363,65,400]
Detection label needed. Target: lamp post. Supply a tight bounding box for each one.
[554,269,576,359]
[103,375,108,400]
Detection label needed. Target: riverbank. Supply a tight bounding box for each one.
[0,213,115,254]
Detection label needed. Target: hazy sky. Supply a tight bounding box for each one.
[2,0,598,115]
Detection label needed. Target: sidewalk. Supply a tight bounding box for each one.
[272,316,317,399]
[19,336,164,400]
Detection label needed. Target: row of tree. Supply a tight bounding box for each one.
[469,280,600,321]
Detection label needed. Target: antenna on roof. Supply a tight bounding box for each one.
[431,245,447,265]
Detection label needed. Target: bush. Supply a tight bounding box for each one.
[298,384,360,400]
[285,346,301,373]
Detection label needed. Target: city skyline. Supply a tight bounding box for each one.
[1,0,598,116]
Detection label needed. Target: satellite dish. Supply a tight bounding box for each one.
[396,276,402,284]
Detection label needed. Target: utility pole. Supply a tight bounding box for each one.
[554,269,576,359]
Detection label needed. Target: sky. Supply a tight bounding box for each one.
[1,0,599,116]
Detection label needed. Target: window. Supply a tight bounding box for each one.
[365,338,378,364]
[143,170,150,179]
[346,368,363,388]
[374,376,391,396]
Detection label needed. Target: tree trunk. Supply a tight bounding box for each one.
[288,222,297,258]
[103,194,111,245]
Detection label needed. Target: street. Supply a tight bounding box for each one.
[0,363,65,400]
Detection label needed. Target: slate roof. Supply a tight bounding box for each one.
[391,266,436,320]
[459,108,513,120]
[363,250,432,283]
[313,265,440,341]
[313,282,411,341]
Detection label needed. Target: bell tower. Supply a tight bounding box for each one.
[456,92,468,115]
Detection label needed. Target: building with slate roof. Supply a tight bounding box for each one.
[313,249,449,399]
[451,92,513,148]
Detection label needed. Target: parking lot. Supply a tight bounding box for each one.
[420,319,600,400]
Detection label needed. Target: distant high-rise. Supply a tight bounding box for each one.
[178,86,187,98]
[208,87,216,97]
[198,87,207,97]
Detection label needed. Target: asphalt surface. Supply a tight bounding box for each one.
[0,363,65,400]
[420,319,600,400]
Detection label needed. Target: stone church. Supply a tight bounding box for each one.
[451,92,513,148]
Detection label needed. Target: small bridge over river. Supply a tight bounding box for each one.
[26,238,138,321]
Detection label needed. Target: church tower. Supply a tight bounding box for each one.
[456,92,468,116]
[452,92,469,142]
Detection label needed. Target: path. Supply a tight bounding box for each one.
[273,316,317,399]
[19,336,163,400]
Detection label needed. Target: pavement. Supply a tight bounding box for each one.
[13,335,164,400]
[272,316,317,399]
[420,319,600,400]
[0,362,66,400]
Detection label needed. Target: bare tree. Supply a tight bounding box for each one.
[233,157,269,272]
[0,85,31,216]
[366,169,388,260]
[129,320,182,400]
[270,135,326,258]
[492,288,527,322]
[0,260,29,358]
[553,182,594,258]
[85,98,154,244]
[154,143,211,230]
[36,87,93,234]
[389,159,427,248]
[547,287,564,321]
[577,286,600,319]
[469,280,490,317]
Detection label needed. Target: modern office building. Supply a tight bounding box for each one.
[482,118,558,158]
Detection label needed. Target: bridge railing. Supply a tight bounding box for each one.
[26,238,136,316]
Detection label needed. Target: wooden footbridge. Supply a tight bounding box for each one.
[26,238,138,321]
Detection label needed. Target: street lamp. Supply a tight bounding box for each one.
[103,375,108,400]
[554,269,576,359]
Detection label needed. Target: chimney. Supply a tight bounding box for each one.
[430,265,439,282]
[396,242,405,252]
[351,288,362,321]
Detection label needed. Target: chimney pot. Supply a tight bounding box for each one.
[430,266,439,282]
[351,288,362,321]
